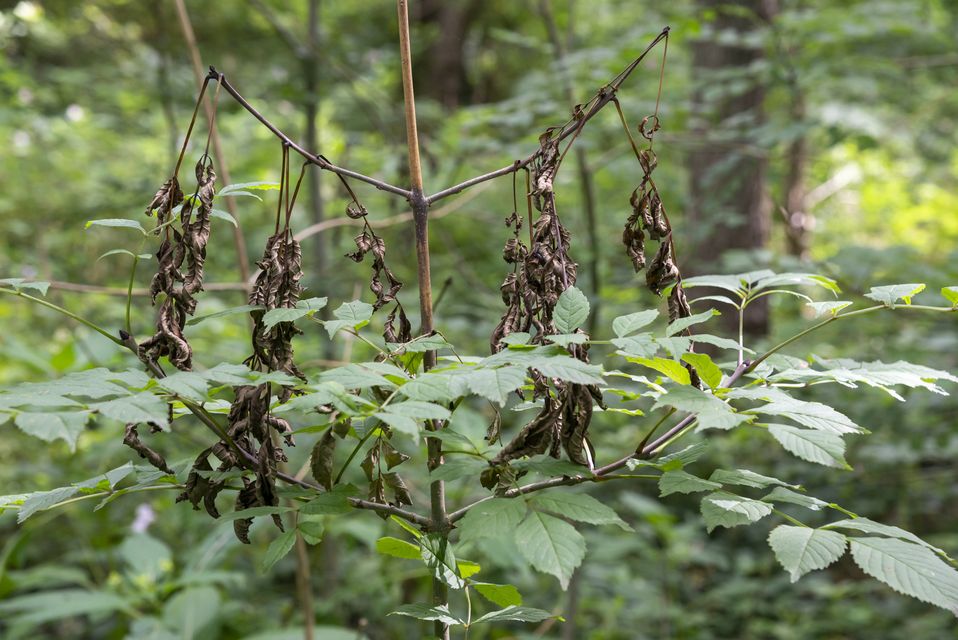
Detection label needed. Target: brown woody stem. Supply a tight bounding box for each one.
[396,2,448,637]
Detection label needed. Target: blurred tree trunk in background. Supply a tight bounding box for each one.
[687,0,777,337]
[414,0,481,109]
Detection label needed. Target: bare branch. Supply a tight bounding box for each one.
[210,71,412,199]
[425,26,670,204]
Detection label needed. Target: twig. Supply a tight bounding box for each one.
[208,71,411,199]
[173,0,251,284]
[424,27,670,204]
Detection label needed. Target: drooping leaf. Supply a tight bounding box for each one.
[768,525,848,582]
[323,300,374,337]
[92,392,170,429]
[218,181,281,194]
[261,530,297,572]
[156,371,209,403]
[941,286,958,308]
[14,411,89,451]
[209,208,238,226]
[458,498,527,543]
[824,518,950,558]
[421,534,464,589]
[473,582,523,607]
[747,398,864,435]
[385,400,451,421]
[84,218,147,234]
[389,604,463,626]
[514,511,586,589]
[806,301,853,318]
[709,468,797,489]
[530,492,631,530]
[681,353,724,389]
[628,357,690,385]
[460,366,527,406]
[0,278,52,296]
[762,487,829,511]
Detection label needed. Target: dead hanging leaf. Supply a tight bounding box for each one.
[311,428,337,490]
[492,132,579,352]
[123,424,174,475]
[560,384,596,466]
[492,395,563,465]
[383,472,412,506]
[361,446,378,482]
[177,448,213,511]
[618,113,703,387]
[233,478,259,545]
[382,441,410,469]
[383,303,412,344]
[145,177,183,223]
[140,157,217,371]
[182,158,215,296]
[486,409,502,445]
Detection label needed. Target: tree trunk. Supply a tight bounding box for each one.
[688,0,776,337]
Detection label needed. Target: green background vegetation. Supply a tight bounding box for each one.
[1,1,957,638]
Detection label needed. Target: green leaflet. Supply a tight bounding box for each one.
[767,423,850,469]
[611,309,659,337]
[768,525,847,582]
[658,470,721,497]
[700,491,773,533]
[472,605,555,624]
[458,498,527,543]
[849,536,958,614]
[261,530,297,572]
[375,536,421,559]
[864,283,926,307]
[473,582,523,608]
[389,604,463,626]
[514,510,585,589]
[530,492,632,530]
[665,308,719,336]
[553,286,590,334]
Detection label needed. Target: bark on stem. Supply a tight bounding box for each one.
[397,2,448,638]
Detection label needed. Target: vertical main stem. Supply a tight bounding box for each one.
[397,2,448,638]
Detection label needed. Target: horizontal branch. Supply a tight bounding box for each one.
[209,69,413,199]
[202,27,669,209]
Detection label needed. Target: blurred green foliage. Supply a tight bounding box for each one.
[1,0,957,638]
